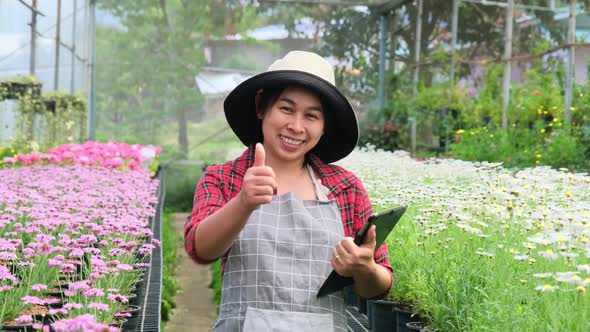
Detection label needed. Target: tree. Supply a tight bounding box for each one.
[96,0,258,157]
[260,0,590,91]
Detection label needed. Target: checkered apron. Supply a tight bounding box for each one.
[212,192,347,332]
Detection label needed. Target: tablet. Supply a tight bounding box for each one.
[316,205,408,298]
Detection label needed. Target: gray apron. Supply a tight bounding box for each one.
[212,191,347,332]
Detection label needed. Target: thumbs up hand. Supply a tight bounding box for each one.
[238,143,277,210]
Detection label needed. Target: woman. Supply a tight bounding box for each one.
[185,51,392,331]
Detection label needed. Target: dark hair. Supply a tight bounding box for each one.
[253,84,330,145]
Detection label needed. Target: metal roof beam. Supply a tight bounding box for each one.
[258,0,409,11]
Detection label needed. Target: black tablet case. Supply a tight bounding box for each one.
[316,205,407,298]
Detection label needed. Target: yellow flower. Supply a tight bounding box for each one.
[456,129,465,135]
[565,191,573,198]
[536,154,542,158]
[576,286,586,294]
[540,129,546,133]
[570,106,576,111]
[545,249,554,255]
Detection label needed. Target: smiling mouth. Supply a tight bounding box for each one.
[280,135,304,145]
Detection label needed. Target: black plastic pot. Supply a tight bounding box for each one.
[395,307,416,332]
[118,304,141,331]
[407,321,437,331]
[0,324,35,332]
[344,287,358,306]
[357,297,367,314]
[371,300,397,332]
[407,321,424,331]
[366,300,374,329]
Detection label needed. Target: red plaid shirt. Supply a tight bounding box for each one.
[185,146,392,290]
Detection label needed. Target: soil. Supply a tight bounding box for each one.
[166,213,217,332]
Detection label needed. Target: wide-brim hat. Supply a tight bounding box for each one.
[223,51,358,164]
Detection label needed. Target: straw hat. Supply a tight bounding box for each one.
[223,51,358,163]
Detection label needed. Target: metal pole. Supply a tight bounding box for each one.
[389,13,399,73]
[501,0,514,129]
[87,0,96,140]
[564,0,576,123]
[377,14,387,125]
[71,0,77,93]
[411,0,422,155]
[450,0,459,86]
[54,0,62,90]
[29,0,37,76]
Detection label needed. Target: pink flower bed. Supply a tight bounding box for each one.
[2,141,161,171]
[0,163,160,328]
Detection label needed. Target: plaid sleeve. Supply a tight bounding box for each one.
[184,165,228,264]
[354,178,393,299]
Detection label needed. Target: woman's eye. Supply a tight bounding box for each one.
[280,107,293,112]
[306,114,318,119]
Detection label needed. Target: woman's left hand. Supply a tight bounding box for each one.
[331,225,377,277]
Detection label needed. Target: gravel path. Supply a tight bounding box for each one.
[166,213,217,332]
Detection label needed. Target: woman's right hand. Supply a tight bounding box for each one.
[238,143,277,210]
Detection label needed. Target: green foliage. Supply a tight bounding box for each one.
[161,211,182,322]
[163,163,202,213]
[95,1,261,156]
[209,259,222,314]
[358,123,401,152]
[0,146,17,164]
[0,77,87,153]
[450,123,590,171]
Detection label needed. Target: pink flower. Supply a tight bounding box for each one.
[31,284,48,291]
[83,288,104,298]
[68,248,85,258]
[22,247,37,259]
[0,252,17,261]
[51,314,118,332]
[1,285,14,292]
[15,314,33,325]
[69,281,91,292]
[64,302,83,310]
[18,262,36,267]
[107,293,129,303]
[48,258,63,267]
[114,312,132,318]
[22,295,45,305]
[60,263,76,273]
[116,264,133,271]
[48,308,69,315]
[87,302,109,311]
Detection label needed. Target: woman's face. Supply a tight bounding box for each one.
[258,86,325,164]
